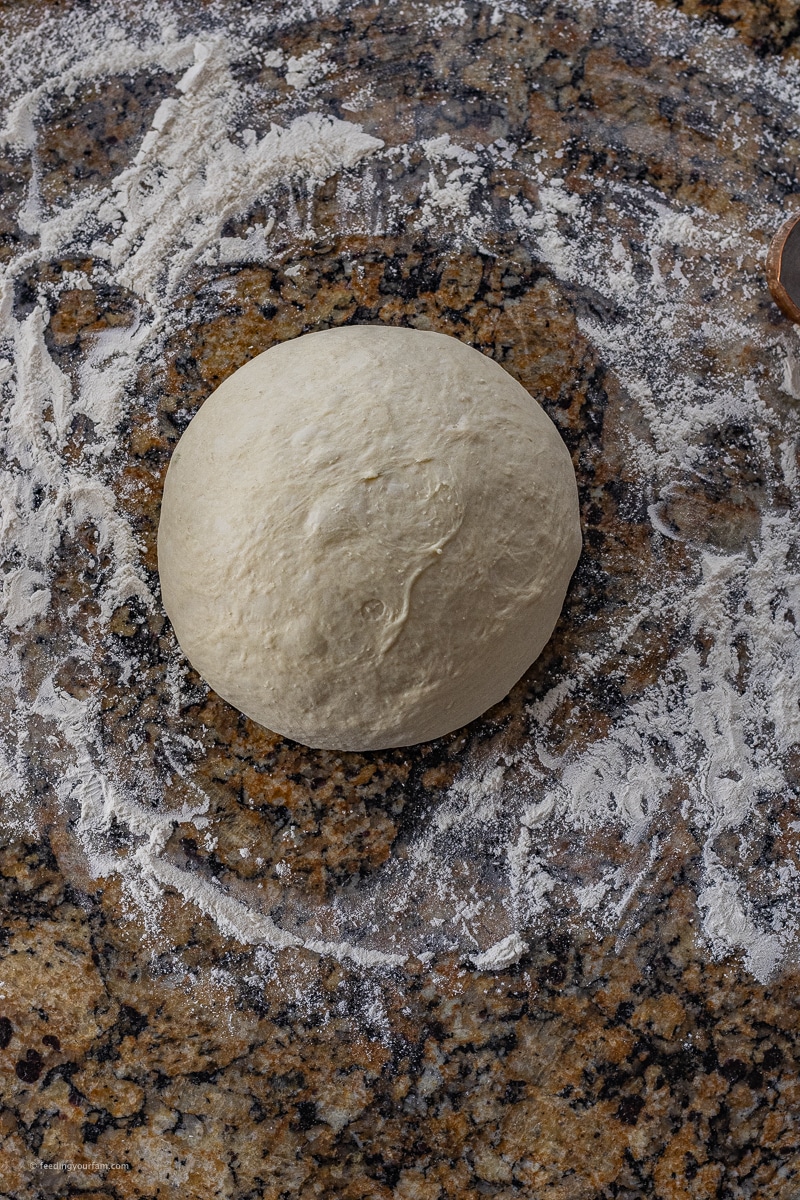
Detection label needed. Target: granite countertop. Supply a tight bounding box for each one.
[1,0,800,1196]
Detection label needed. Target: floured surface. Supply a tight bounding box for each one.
[0,0,799,1002]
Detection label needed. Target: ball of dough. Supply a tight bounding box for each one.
[157,326,581,751]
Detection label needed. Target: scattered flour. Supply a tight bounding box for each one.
[285,46,334,90]
[0,0,799,984]
[471,932,529,971]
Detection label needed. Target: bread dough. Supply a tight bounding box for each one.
[157,326,581,750]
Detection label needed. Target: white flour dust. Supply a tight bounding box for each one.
[0,0,799,985]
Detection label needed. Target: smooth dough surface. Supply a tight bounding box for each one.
[157,326,582,750]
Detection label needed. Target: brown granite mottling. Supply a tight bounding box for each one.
[1,848,799,1198]
[653,0,800,58]
[2,0,800,1197]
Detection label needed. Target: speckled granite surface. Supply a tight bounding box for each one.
[2,0,800,1196]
